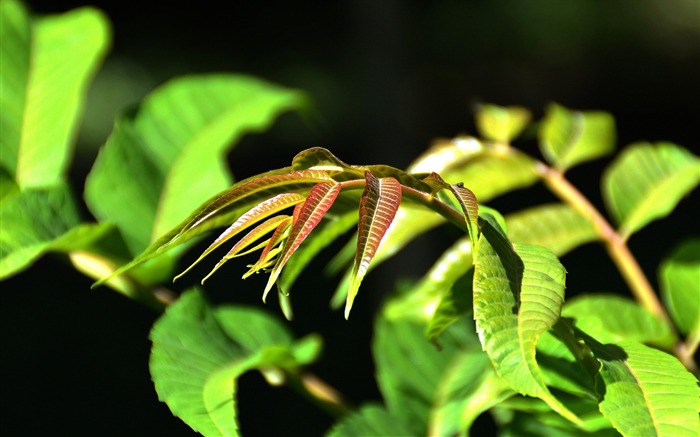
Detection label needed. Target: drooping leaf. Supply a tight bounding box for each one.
[506,203,598,257]
[422,172,479,249]
[264,181,341,300]
[345,172,401,318]
[602,142,699,239]
[580,337,700,437]
[659,238,700,335]
[472,219,580,424]
[373,314,479,435]
[325,404,415,437]
[150,289,322,437]
[563,294,676,349]
[535,329,598,398]
[175,193,305,280]
[475,103,532,144]
[428,349,514,437]
[0,2,110,188]
[241,216,293,279]
[539,103,616,172]
[85,75,309,257]
[0,184,111,279]
[95,169,332,286]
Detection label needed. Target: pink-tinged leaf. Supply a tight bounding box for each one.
[346,172,402,318]
[174,193,305,281]
[201,215,291,283]
[422,172,479,251]
[96,169,332,286]
[243,217,294,279]
[263,181,342,301]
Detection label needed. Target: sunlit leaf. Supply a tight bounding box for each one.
[473,219,580,424]
[345,172,401,318]
[422,172,479,249]
[580,336,700,437]
[0,2,109,188]
[0,184,111,279]
[475,104,532,144]
[264,181,341,300]
[407,136,485,174]
[659,238,700,335]
[506,203,598,257]
[563,294,676,349]
[428,349,514,437]
[602,142,699,239]
[373,314,479,434]
[86,75,309,270]
[175,193,305,280]
[326,404,415,437]
[95,169,332,286]
[539,103,616,172]
[150,289,321,437]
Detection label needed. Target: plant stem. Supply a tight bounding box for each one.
[536,163,671,324]
[287,371,353,418]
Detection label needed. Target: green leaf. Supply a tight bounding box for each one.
[659,238,700,335]
[326,404,416,437]
[563,294,676,349]
[475,103,532,143]
[582,338,700,437]
[473,219,580,424]
[506,203,598,257]
[85,75,308,257]
[345,172,402,318]
[373,315,479,435]
[0,2,110,187]
[264,181,341,300]
[409,137,538,203]
[428,349,514,436]
[539,103,616,172]
[602,143,700,239]
[422,172,479,250]
[0,184,111,279]
[150,289,321,437]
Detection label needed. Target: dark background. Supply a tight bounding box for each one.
[3,1,698,436]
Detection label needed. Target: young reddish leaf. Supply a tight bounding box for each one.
[422,172,479,251]
[201,215,292,283]
[174,193,305,280]
[346,172,402,318]
[243,216,294,279]
[263,181,342,301]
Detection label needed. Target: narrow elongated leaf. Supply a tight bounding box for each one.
[539,103,616,172]
[0,2,109,187]
[473,219,579,423]
[428,349,514,437]
[326,404,415,437]
[175,193,304,279]
[345,172,401,318]
[242,216,293,279]
[581,338,700,437]
[86,75,308,256]
[563,294,676,349]
[264,181,341,300]
[96,169,332,286]
[602,143,700,239]
[150,289,322,437]
[475,104,532,144]
[422,172,479,248]
[659,238,700,335]
[506,203,598,256]
[0,184,111,279]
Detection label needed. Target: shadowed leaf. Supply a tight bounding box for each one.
[326,404,415,437]
[345,172,402,318]
[659,238,700,335]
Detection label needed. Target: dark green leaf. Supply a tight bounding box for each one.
[150,289,321,436]
[539,103,616,172]
[0,2,109,187]
[602,143,699,239]
[326,404,416,437]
